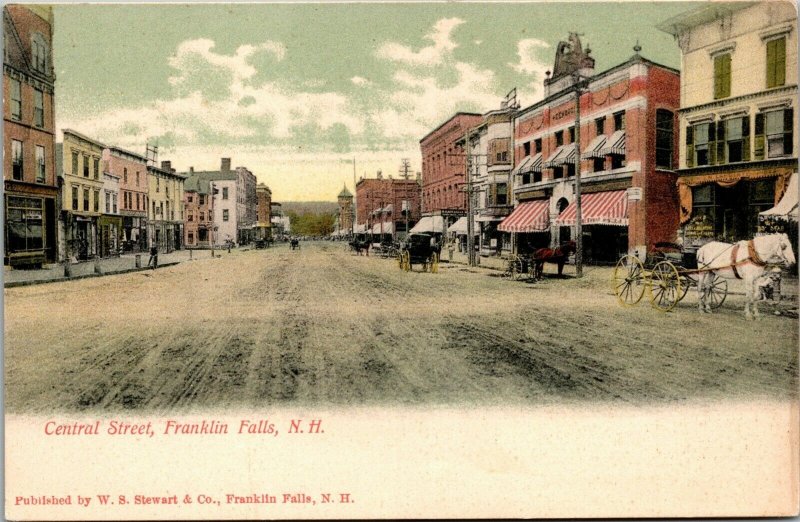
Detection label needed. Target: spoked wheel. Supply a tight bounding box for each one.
[650,261,681,312]
[397,251,405,269]
[430,252,439,273]
[400,251,411,271]
[504,255,520,279]
[675,266,692,303]
[512,256,525,280]
[613,255,645,306]
[707,274,728,309]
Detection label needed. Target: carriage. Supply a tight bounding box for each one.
[504,241,577,281]
[613,242,729,312]
[290,238,300,250]
[398,233,440,273]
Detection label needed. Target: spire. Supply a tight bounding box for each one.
[338,184,353,198]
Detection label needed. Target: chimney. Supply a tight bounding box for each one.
[189,166,194,174]
[221,158,231,171]
[161,160,171,171]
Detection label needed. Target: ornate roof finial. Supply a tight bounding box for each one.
[633,40,642,56]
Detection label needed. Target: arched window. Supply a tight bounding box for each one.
[557,197,569,214]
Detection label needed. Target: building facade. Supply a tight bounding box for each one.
[419,112,484,222]
[183,172,215,248]
[103,146,148,252]
[255,183,272,241]
[502,35,681,264]
[99,170,121,257]
[659,2,798,248]
[147,160,185,252]
[355,173,422,240]
[337,185,354,236]
[57,130,106,261]
[3,5,57,266]
[235,164,257,245]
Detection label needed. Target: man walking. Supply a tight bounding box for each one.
[148,244,158,269]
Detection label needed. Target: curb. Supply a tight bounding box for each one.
[4,262,181,288]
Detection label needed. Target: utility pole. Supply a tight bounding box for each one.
[572,71,588,278]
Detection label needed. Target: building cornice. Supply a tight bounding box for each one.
[679,85,798,115]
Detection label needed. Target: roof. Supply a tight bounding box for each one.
[176,169,237,181]
[62,128,106,149]
[338,185,353,198]
[419,112,483,144]
[148,164,188,179]
[183,174,213,195]
[108,145,147,163]
[656,2,755,36]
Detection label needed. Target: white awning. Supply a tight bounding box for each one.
[410,215,446,233]
[512,155,533,175]
[760,173,798,220]
[447,216,468,235]
[354,224,367,233]
[581,134,608,159]
[372,222,394,234]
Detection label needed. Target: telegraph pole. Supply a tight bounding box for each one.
[572,72,588,278]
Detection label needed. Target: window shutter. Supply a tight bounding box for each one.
[708,121,717,164]
[742,115,751,162]
[713,56,722,99]
[716,120,726,164]
[776,37,786,87]
[754,113,765,160]
[784,108,794,156]
[766,39,777,88]
[686,126,694,168]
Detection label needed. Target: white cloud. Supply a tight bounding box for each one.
[508,38,550,75]
[376,17,464,66]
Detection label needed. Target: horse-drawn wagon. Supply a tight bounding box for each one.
[504,241,576,281]
[398,233,440,273]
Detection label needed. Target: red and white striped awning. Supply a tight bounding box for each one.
[554,190,629,227]
[498,199,550,233]
[599,130,625,156]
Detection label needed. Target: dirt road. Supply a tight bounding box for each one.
[4,242,797,412]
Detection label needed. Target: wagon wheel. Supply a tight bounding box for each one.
[403,251,411,272]
[675,266,692,302]
[707,274,728,309]
[397,251,405,269]
[504,255,520,279]
[650,261,681,312]
[512,256,525,280]
[430,252,439,273]
[613,255,645,306]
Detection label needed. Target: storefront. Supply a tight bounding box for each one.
[554,190,629,264]
[5,194,46,266]
[498,199,550,255]
[99,215,123,257]
[122,216,147,252]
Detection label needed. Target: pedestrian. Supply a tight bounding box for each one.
[148,244,158,269]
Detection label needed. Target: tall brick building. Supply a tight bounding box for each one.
[419,112,483,219]
[355,173,421,239]
[3,5,57,266]
[502,35,681,263]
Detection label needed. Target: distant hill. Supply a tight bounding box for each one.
[280,201,338,216]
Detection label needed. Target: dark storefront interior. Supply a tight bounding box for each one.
[691,179,775,242]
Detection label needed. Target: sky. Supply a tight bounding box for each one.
[53,2,702,201]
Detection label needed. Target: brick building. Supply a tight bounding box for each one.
[183,172,215,248]
[658,3,797,248]
[3,5,57,266]
[419,112,483,225]
[355,173,421,240]
[103,146,148,252]
[336,185,354,236]
[502,34,681,263]
[255,183,272,241]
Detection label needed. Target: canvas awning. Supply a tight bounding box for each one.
[554,190,629,227]
[512,155,533,175]
[447,216,469,235]
[599,130,625,156]
[529,152,543,172]
[543,146,565,168]
[410,215,446,233]
[760,172,798,220]
[372,222,394,235]
[581,134,608,159]
[498,200,550,233]
[544,144,576,167]
[354,224,367,233]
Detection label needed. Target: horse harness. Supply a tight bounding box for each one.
[729,240,767,279]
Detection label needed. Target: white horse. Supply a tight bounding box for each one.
[696,233,796,319]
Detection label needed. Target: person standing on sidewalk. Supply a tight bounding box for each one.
[148,244,158,269]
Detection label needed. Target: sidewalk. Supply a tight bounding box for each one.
[3,249,204,287]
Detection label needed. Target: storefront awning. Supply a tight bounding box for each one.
[498,199,550,233]
[581,134,608,159]
[447,216,469,235]
[760,172,798,220]
[599,130,625,156]
[554,190,629,227]
[354,224,367,233]
[512,155,533,175]
[372,222,394,234]
[410,215,447,234]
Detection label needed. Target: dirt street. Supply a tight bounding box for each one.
[4,242,797,412]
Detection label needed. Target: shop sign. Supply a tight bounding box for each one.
[626,187,642,201]
[684,215,714,239]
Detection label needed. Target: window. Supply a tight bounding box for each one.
[595,116,605,136]
[105,191,111,213]
[136,193,140,209]
[83,188,90,211]
[83,155,90,177]
[10,79,21,120]
[160,202,164,216]
[223,209,229,221]
[188,195,193,203]
[568,126,575,144]
[655,109,674,169]
[688,122,714,167]
[35,145,45,183]
[188,232,194,244]
[152,201,156,216]
[12,140,23,180]
[766,37,786,88]
[136,171,140,186]
[200,212,204,221]
[593,157,605,172]
[552,166,564,179]
[222,187,229,200]
[113,194,117,214]
[566,163,575,177]
[188,213,193,222]
[691,185,716,227]
[496,184,508,206]
[611,155,626,169]
[72,151,79,176]
[724,116,749,163]
[613,111,626,131]
[489,138,510,165]
[72,186,79,211]
[523,142,531,157]
[713,53,732,99]
[521,172,531,185]
[93,158,99,180]
[156,177,160,192]
[534,138,542,153]
[31,34,47,73]
[5,196,44,252]
[762,109,793,158]
[34,89,44,127]
[123,168,128,183]
[94,190,100,212]
[199,195,205,205]
[533,171,542,183]
[555,131,564,146]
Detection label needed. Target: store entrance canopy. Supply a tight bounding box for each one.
[410,215,446,234]
[554,190,628,226]
[498,200,550,232]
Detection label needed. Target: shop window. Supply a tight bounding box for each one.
[691,185,716,230]
[655,109,674,169]
[12,140,23,180]
[593,157,605,172]
[72,186,79,211]
[555,131,564,146]
[72,151,79,176]
[613,111,625,131]
[766,37,786,89]
[714,53,732,99]
[83,189,90,212]
[6,196,44,252]
[10,79,21,120]
[534,138,542,153]
[523,142,531,157]
[35,145,45,183]
[595,116,605,136]
[34,89,44,127]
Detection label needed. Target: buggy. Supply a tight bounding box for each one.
[398,233,440,273]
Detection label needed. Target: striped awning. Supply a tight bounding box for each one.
[581,134,607,159]
[544,144,576,167]
[543,145,565,168]
[512,155,533,175]
[554,190,629,227]
[599,130,625,156]
[498,200,550,233]
[529,152,543,172]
